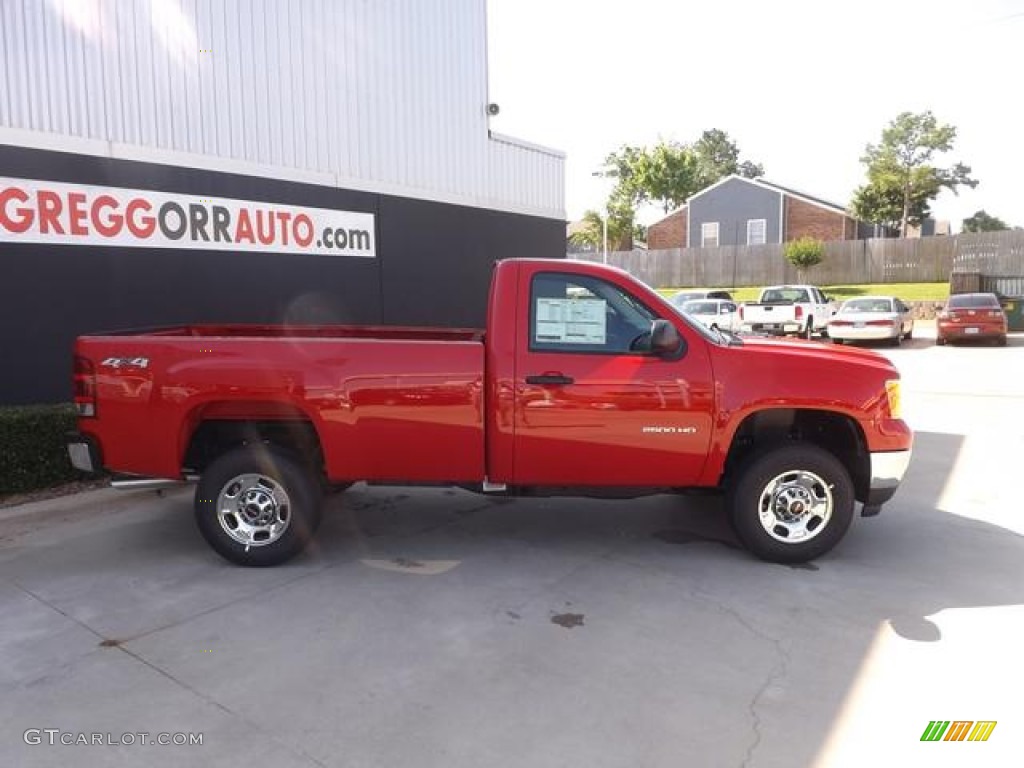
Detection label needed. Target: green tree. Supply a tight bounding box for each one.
[961,209,1007,233]
[852,111,977,237]
[851,176,933,233]
[601,130,763,216]
[568,205,636,253]
[693,129,764,188]
[783,237,825,281]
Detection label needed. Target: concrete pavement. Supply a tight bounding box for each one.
[2,327,1023,767]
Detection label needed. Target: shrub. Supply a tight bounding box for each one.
[784,237,825,279]
[0,404,86,494]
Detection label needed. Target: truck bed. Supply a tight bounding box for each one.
[75,328,486,483]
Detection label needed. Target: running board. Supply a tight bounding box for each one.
[111,476,198,491]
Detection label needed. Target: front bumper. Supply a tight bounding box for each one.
[864,449,912,510]
[67,432,102,474]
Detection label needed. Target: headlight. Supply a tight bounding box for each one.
[885,379,902,419]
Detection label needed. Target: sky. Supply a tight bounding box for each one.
[486,0,1024,230]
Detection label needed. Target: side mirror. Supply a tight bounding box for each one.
[650,319,682,356]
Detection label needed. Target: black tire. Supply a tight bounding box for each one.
[802,319,814,340]
[195,446,323,566]
[904,326,913,340]
[996,335,1007,347]
[831,337,844,345]
[888,334,901,347]
[936,336,946,346]
[726,443,855,563]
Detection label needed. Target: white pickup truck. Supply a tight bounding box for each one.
[739,285,835,339]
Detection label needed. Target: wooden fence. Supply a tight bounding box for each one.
[569,230,1024,288]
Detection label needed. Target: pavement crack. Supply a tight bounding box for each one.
[693,597,789,768]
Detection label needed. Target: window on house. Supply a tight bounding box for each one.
[701,222,719,247]
[747,219,767,245]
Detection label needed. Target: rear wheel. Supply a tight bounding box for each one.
[831,337,845,345]
[195,446,323,566]
[727,443,855,563]
[936,336,946,346]
[996,335,1007,347]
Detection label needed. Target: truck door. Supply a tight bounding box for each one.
[512,269,715,487]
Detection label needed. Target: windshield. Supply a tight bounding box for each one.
[948,294,1000,309]
[681,301,720,314]
[841,298,893,313]
[671,291,704,305]
[761,288,809,303]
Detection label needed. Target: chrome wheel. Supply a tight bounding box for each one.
[757,469,833,544]
[216,473,292,548]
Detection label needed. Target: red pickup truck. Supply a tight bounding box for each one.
[67,259,912,566]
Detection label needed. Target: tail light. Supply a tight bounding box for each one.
[867,319,896,327]
[830,320,851,327]
[988,310,1004,319]
[795,305,804,320]
[73,356,96,417]
[738,305,744,320]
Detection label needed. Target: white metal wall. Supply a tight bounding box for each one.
[0,0,564,218]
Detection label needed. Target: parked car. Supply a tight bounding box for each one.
[67,258,912,567]
[827,296,914,346]
[669,288,733,308]
[937,293,1008,346]
[679,299,740,332]
[738,285,835,339]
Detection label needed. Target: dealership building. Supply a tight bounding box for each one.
[0,0,565,405]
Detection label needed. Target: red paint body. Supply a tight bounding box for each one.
[73,260,911,488]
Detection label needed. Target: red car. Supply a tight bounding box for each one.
[937,293,1008,346]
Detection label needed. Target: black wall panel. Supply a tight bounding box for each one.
[0,146,564,405]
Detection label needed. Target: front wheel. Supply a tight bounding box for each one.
[727,443,855,563]
[195,446,323,566]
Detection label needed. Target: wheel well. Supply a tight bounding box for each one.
[724,409,870,502]
[183,420,324,477]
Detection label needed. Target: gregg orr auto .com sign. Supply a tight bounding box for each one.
[0,177,375,257]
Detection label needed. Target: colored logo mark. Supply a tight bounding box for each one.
[921,720,997,742]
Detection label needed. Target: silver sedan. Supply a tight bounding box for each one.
[827,296,914,345]
[679,299,741,332]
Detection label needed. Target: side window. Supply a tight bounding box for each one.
[530,273,656,355]
[701,222,720,247]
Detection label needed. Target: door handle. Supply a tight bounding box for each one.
[525,374,575,386]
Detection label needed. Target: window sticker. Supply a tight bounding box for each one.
[535,298,607,344]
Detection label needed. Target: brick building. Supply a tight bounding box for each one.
[647,175,876,249]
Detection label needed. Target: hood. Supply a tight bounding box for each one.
[734,336,897,373]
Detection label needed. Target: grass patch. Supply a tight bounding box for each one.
[658,282,949,303]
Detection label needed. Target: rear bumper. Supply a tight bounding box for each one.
[741,322,802,335]
[865,449,912,508]
[829,325,900,340]
[67,432,102,474]
[937,321,1006,339]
